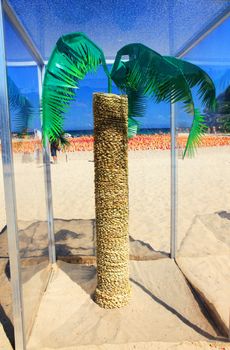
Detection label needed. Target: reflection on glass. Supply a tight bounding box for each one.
[0,120,14,347]
[4,15,50,342]
[176,26,230,259]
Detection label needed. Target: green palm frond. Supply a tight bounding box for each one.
[163,57,216,111]
[111,43,198,118]
[126,87,146,138]
[127,87,147,118]
[111,61,147,138]
[111,43,216,157]
[42,32,109,143]
[111,44,164,100]
[183,109,207,158]
[8,77,33,133]
[163,56,216,156]
[128,116,140,138]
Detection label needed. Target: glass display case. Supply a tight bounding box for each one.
[0,1,229,349]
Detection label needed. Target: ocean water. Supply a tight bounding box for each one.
[66,128,171,137]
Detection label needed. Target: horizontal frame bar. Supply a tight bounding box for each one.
[175,6,230,58]
[7,60,37,67]
[2,0,44,66]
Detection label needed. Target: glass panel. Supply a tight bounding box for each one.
[2,2,229,345]
[0,106,14,347]
[176,18,230,334]
[129,101,171,255]
[3,14,50,343]
[176,18,230,256]
[51,67,109,262]
[0,142,6,233]
[7,0,229,59]
[172,0,229,55]
[7,0,171,59]
[49,65,171,264]
[4,15,34,62]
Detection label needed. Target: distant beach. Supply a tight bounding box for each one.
[6,132,230,154]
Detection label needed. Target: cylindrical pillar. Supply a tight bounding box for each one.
[93,93,131,309]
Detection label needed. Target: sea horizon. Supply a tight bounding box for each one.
[65,127,174,137]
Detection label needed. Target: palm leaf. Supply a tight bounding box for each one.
[42,32,109,143]
[183,109,207,158]
[126,87,146,138]
[163,57,216,156]
[111,44,193,108]
[111,53,147,138]
[127,87,147,119]
[111,44,216,157]
[163,57,216,111]
[128,116,140,138]
[7,77,33,133]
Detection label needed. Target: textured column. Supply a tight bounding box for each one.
[93,93,131,308]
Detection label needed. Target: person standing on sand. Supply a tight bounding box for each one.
[50,140,60,163]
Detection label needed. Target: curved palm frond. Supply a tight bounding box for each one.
[8,77,33,133]
[163,56,215,157]
[42,32,109,143]
[111,44,192,107]
[128,116,140,138]
[182,109,207,158]
[127,87,147,119]
[111,49,147,137]
[111,43,216,157]
[126,87,146,137]
[164,57,216,111]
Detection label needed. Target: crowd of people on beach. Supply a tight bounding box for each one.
[10,132,230,160]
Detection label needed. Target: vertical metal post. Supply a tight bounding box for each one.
[170,102,177,259]
[0,1,26,349]
[169,0,177,259]
[37,65,56,264]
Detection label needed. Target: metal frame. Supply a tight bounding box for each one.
[1,1,56,348]
[7,61,37,67]
[0,1,26,349]
[0,0,229,346]
[170,103,177,259]
[175,6,230,58]
[169,5,230,259]
[37,65,56,264]
[2,0,43,66]
[2,0,56,266]
[168,0,177,259]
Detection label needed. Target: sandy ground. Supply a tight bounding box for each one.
[0,147,229,248]
[0,146,230,347]
[1,147,230,251]
[40,342,230,350]
[27,260,222,349]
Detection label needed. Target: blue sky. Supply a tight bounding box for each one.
[5,16,230,132]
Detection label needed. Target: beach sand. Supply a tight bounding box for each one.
[27,259,220,349]
[0,146,230,348]
[1,146,229,250]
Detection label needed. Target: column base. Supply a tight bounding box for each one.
[94,285,131,309]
